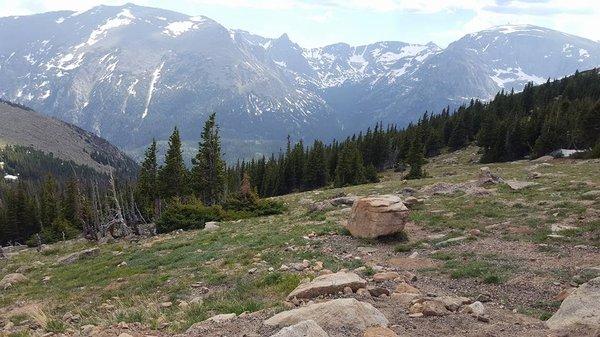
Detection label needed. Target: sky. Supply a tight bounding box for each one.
[2,0,599,48]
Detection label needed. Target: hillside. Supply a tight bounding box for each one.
[1,147,598,336]
[0,99,138,178]
[1,4,599,159]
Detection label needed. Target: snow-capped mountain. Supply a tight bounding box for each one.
[1,4,599,160]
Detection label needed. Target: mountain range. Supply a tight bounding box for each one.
[1,3,599,160]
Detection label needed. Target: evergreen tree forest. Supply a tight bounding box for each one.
[229,68,600,197]
[0,146,140,245]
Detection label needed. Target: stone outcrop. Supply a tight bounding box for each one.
[546,276,600,330]
[286,271,367,300]
[345,196,409,239]
[264,298,389,336]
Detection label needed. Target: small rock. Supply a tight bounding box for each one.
[204,221,220,230]
[159,301,173,308]
[343,286,353,295]
[367,286,390,297]
[391,292,421,307]
[421,300,449,316]
[207,313,236,323]
[248,268,257,274]
[460,301,485,316]
[394,282,420,294]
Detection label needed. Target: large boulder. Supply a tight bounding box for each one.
[345,196,409,239]
[264,298,389,336]
[287,271,367,300]
[57,248,100,265]
[270,320,329,337]
[546,277,600,330]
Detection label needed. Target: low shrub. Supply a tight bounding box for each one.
[156,199,224,233]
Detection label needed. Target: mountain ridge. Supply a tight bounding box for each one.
[1,4,599,160]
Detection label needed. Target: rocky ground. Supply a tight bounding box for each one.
[1,147,599,337]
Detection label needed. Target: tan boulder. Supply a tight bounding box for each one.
[345,195,409,239]
[270,320,329,337]
[264,298,389,337]
[286,271,367,300]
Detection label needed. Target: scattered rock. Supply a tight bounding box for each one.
[329,196,357,207]
[345,195,409,239]
[0,273,28,289]
[290,260,311,272]
[373,272,400,282]
[308,201,332,213]
[357,247,379,254]
[207,313,236,323]
[367,286,390,297]
[402,196,423,209]
[363,326,398,337]
[204,222,220,230]
[505,180,537,190]
[270,320,329,337]
[287,271,367,300]
[160,301,172,308]
[546,277,600,330]
[460,301,485,316]
[390,292,421,307]
[421,300,449,316]
[118,333,134,337]
[80,324,97,336]
[393,282,420,294]
[57,248,100,265]
[437,296,472,312]
[264,298,389,336]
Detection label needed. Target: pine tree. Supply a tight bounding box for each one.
[158,127,188,199]
[304,140,328,189]
[406,131,425,179]
[334,143,365,187]
[137,139,158,217]
[62,177,82,229]
[40,174,59,228]
[191,113,226,205]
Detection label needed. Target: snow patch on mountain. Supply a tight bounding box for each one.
[490,67,546,87]
[142,61,165,119]
[87,9,135,46]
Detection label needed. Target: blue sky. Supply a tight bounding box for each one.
[3,0,600,47]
